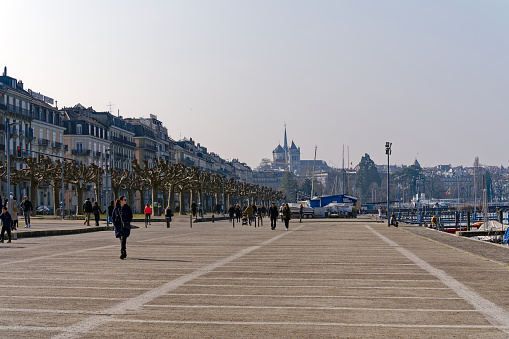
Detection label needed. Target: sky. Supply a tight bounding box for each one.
[1,0,508,169]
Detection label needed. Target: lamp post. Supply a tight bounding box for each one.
[105,148,111,227]
[5,120,21,210]
[385,142,392,226]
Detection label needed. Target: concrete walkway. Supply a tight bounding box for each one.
[0,217,508,338]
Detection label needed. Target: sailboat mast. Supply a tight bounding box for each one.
[311,146,317,198]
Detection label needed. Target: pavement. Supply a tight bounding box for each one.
[0,216,509,338]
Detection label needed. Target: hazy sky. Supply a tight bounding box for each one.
[2,0,508,169]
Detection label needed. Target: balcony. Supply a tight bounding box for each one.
[25,129,35,139]
[38,138,50,146]
[6,104,32,118]
[71,149,92,156]
[94,151,102,157]
[112,136,136,147]
[64,144,68,151]
[52,141,63,149]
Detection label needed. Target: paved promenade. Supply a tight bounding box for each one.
[1,216,509,338]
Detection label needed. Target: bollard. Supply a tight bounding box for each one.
[467,211,470,231]
[212,214,214,223]
[260,215,263,226]
[190,214,192,228]
[233,218,235,228]
[499,210,503,224]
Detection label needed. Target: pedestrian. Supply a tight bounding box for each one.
[9,195,19,231]
[191,202,197,217]
[165,206,173,228]
[244,204,253,226]
[83,198,93,226]
[0,206,12,243]
[299,203,304,223]
[144,203,152,227]
[235,205,241,222]
[228,204,235,222]
[282,203,291,230]
[112,195,133,260]
[107,200,115,226]
[268,203,279,230]
[92,201,104,226]
[378,207,383,223]
[21,196,33,228]
[0,194,3,212]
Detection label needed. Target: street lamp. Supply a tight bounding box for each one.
[5,120,21,210]
[385,142,392,226]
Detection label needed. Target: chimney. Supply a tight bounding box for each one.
[2,67,6,76]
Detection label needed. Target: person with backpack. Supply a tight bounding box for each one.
[0,206,12,243]
[282,203,291,230]
[83,198,93,226]
[144,203,152,227]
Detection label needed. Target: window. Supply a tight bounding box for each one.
[76,124,82,135]
[76,142,83,151]
[53,131,56,142]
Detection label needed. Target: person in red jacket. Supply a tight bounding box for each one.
[144,203,152,227]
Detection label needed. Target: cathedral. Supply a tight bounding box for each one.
[271,125,301,174]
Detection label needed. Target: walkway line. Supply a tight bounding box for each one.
[51,225,305,339]
[143,304,475,312]
[365,225,509,335]
[166,293,464,300]
[110,318,509,330]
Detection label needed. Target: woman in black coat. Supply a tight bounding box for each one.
[112,196,133,260]
[282,203,291,230]
[92,201,104,226]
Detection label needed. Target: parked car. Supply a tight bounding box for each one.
[36,205,50,215]
[281,203,314,219]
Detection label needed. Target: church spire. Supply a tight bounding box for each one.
[284,123,288,150]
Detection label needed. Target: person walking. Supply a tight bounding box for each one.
[21,196,33,228]
[235,205,241,222]
[8,195,19,230]
[107,200,115,226]
[245,204,254,226]
[228,204,235,223]
[0,206,12,243]
[299,204,304,223]
[165,206,173,228]
[378,207,383,223]
[92,201,104,226]
[268,203,279,230]
[282,203,291,230]
[83,198,93,226]
[112,196,132,260]
[144,203,152,227]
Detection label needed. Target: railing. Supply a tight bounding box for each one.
[52,141,63,149]
[64,145,68,151]
[112,136,136,147]
[94,151,102,157]
[6,104,32,118]
[38,138,49,146]
[71,149,91,156]
[25,129,35,139]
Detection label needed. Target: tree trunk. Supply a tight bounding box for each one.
[127,190,135,212]
[168,184,175,210]
[140,189,145,213]
[53,185,60,214]
[113,187,120,202]
[179,189,187,215]
[152,184,159,216]
[77,187,84,215]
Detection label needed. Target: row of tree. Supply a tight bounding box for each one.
[0,156,285,216]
